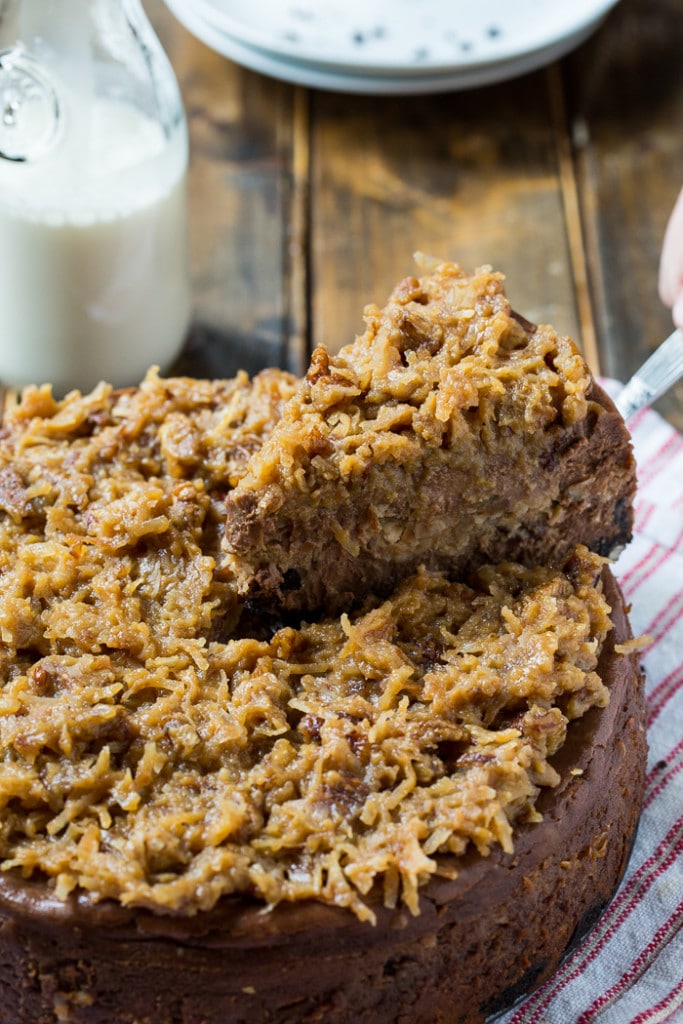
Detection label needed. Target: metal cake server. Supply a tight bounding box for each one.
[615,328,683,422]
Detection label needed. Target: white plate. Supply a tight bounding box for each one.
[164,0,611,95]
[178,0,621,75]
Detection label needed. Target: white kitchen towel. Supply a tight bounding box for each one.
[499,386,683,1024]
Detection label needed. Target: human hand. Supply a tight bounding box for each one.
[659,186,683,329]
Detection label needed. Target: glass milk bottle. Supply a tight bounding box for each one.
[0,0,191,395]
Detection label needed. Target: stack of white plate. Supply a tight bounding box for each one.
[163,0,622,95]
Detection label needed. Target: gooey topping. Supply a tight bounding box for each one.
[0,365,611,931]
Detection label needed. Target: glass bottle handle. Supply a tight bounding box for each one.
[0,46,61,162]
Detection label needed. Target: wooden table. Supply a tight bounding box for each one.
[150,0,683,430]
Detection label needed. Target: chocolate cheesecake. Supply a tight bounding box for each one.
[0,564,645,1024]
[0,263,646,1024]
[223,263,636,614]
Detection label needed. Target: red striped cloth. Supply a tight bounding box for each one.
[498,385,683,1024]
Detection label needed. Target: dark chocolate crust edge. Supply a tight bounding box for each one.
[0,568,647,1024]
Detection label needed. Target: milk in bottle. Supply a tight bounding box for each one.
[0,0,191,395]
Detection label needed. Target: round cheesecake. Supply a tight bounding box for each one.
[0,567,646,1024]
[0,263,646,1024]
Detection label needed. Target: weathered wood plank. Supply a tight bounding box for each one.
[567,0,683,427]
[152,0,682,427]
[307,70,581,358]
[547,64,601,373]
[149,1,307,378]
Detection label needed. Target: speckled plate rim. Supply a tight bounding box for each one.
[175,0,622,76]
[163,0,609,95]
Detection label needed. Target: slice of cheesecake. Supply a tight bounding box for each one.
[222,262,636,613]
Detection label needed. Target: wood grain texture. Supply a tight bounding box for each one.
[566,0,683,427]
[307,74,581,356]
[149,1,306,378]
[150,0,681,427]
